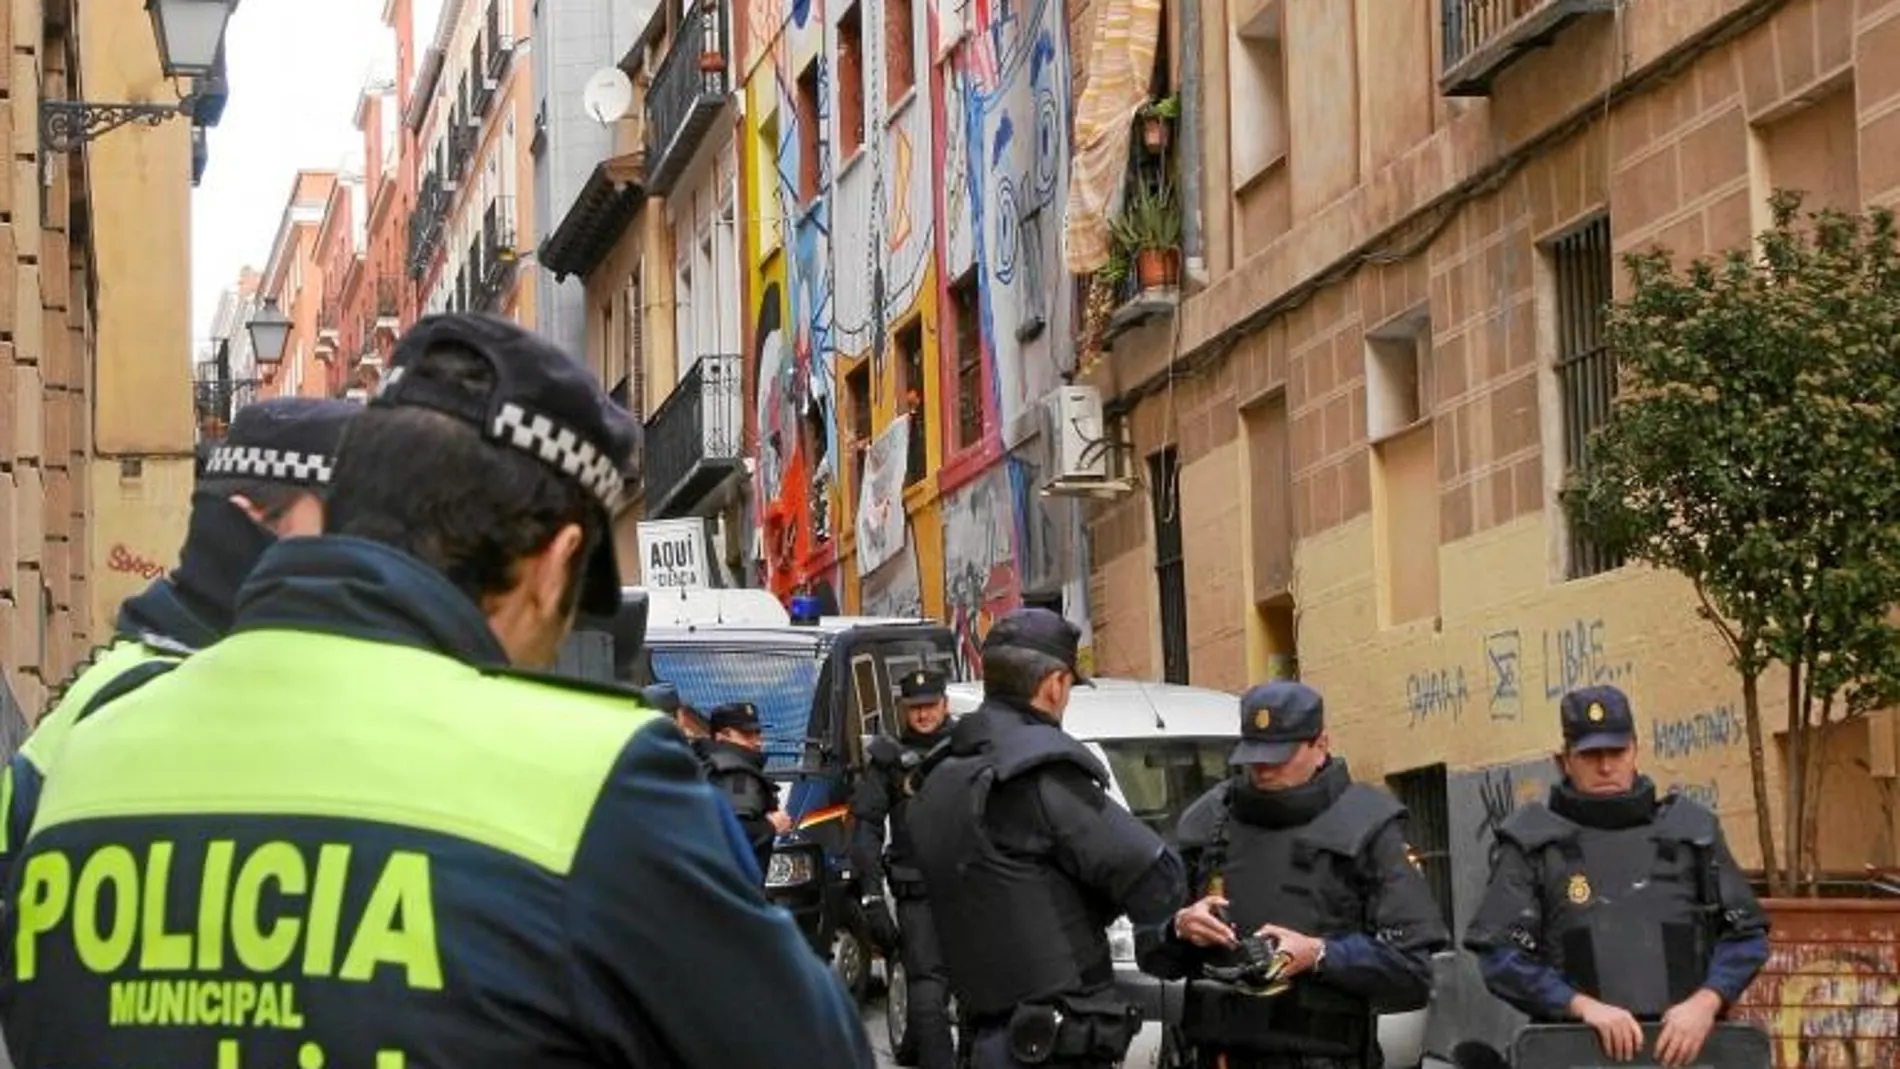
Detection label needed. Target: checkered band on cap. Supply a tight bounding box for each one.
[203,445,336,486]
[491,402,626,509]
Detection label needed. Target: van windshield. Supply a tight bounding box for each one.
[1098,738,1235,840]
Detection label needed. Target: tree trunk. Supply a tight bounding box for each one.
[1799,692,1836,892]
[1742,670,1783,895]
[1783,660,1805,895]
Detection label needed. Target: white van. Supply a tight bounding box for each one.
[930,678,1429,1069]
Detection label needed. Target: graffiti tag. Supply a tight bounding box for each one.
[1484,629,1523,720]
[106,544,166,581]
[1540,618,1633,698]
[1665,780,1720,810]
[1406,667,1469,725]
[1651,705,1744,760]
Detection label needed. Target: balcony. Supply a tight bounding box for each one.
[470,39,495,115]
[375,277,400,329]
[485,3,513,80]
[1440,0,1615,96]
[644,353,744,517]
[645,0,730,194]
[409,171,449,278]
[482,197,517,288]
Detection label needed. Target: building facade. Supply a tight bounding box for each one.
[737,0,1088,656]
[1081,0,1900,876]
[194,268,264,444]
[257,170,340,399]
[2,0,207,720]
[313,173,368,399]
[409,0,534,325]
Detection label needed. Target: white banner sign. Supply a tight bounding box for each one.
[637,519,710,589]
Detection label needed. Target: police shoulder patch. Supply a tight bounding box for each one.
[1566,872,1592,904]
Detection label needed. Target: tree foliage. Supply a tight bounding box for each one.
[1568,192,1900,894]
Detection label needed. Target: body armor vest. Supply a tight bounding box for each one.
[1495,797,1719,1018]
[906,705,1122,1017]
[705,744,774,822]
[1176,776,1403,1058]
[867,735,935,886]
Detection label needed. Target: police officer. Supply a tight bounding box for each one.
[909,608,1184,1069]
[704,700,795,876]
[1465,685,1769,1068]
[0,313,872,1068]
[1139,681,1449,1069]
[0,396,359,883]
[852,668,956,1069]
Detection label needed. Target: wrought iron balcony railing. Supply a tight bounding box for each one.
[1440,0,1614,96]
[645,0,730,194]
[643,353,744,516]
[482,196,517,291]
[486,3,512,79]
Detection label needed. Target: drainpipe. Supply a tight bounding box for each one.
[1178,0,1207,286]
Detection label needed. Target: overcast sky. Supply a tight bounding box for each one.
[190,0,445,352]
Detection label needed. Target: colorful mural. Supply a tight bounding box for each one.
[741,0,1089,658]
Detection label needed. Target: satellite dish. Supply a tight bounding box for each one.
[582,67,634,125]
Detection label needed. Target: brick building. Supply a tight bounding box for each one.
[257,170,340,399]
[1080,0,1900,877]
[1,1,207,721]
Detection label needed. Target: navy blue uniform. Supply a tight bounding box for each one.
[0,536,873,1068]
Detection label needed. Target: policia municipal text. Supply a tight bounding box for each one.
[0,314,873,1068]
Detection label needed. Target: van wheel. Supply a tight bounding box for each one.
[887,958,919,1065]
[831,924,869,1002]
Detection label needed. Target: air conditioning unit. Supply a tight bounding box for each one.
[1042,385,1133,499]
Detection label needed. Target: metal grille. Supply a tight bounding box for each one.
[1150,448,1191,685]
[1552,215,1624,579]
[1386,764,1456,932]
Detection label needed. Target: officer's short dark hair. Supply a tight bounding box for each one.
[324,343,605,615]
[981,645,1069,703]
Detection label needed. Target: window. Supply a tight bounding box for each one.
[885,0,914,106]
[896,320,926,485]
[1100,739,1233,839]
[847,361,873,500]
[1368,306,1439,626]
[1385,765,1454,932]
[950,271,984,450]
[1229,1,1288,187]
[1150,447,1190,684]
[796,62,822,204]
[837,4,865,158]
[1551,216,1623,579]
[1016,202,1048,340]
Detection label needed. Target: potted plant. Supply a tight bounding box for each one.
[1138,95,1179,152]
[1108,179,1182,291]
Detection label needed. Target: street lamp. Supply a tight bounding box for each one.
[39,0,238,153]
[147,0,236,78]
[247,297,291,366]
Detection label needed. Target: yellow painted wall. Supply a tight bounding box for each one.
[80,2,193,454]
[87,458,193,640]
[78,1,194,641]
[1289,509,1877,871]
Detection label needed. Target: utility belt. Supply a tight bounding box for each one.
[887,863,928,901]
[993,989,1142,1065]
[1180,978,1370,1059]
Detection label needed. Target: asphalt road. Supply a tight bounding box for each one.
[862,996,900,1068]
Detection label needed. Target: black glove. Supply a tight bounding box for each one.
[863,894,901,955]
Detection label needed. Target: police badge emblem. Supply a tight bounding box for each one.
[1587,702,1606,722]
[1254,709,1271,731]
[1567,873,1592,904]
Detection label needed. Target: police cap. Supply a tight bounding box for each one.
[1561,685,1636,752]
[373,313,639,617]
[897,669,947,706]
[1230,681,1325,766]
[641,682,681,714]
[708,701,763,735]
[981,608,1091,685]
[202,397,361,490]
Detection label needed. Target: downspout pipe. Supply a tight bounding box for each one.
[1178,0,1206,285]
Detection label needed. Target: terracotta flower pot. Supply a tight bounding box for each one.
[1141,117,1169,152]
[1135,247,1180,291]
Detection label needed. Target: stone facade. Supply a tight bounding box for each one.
[1085,0,1900,871]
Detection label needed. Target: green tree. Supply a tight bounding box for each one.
[1568,192,1900,896]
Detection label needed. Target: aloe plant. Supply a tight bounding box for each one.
[1108,179,1181,253]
